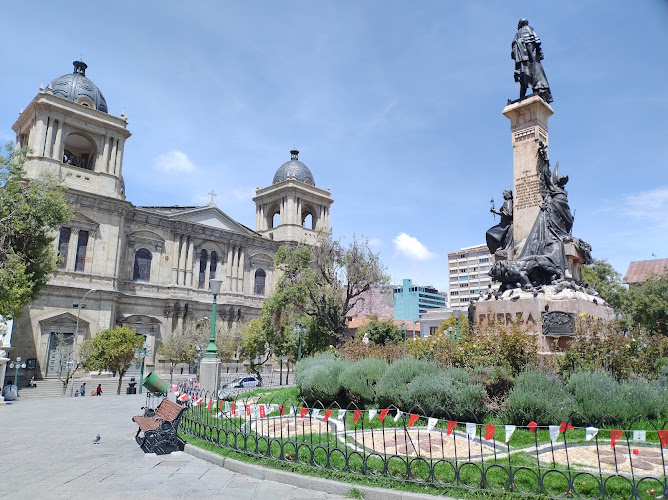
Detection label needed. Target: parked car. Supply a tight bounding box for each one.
[217,375,262,399]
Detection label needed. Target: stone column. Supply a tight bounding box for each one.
[43,118,54,158]
[109,139,118,175]
[502,95,554,256]
[185,238,194,286]
[102,136,110,173]
[115,140,124,176]
[237,248,245,292]
[66,228,80,270]
[52,120,63,161]
[178,236,187,285]
[204,251,211,290]
[225,245,233,290]
[171,235,180,284]
[31,117,47,156]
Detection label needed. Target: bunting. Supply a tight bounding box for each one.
[194,397,204,406]
[394,410,403,423]
[559,422,574,433]
[408,414,420,429]
[378,409,389,423]
[178,393,188,402]
[548,425,560,444]
[324,409,333,422]
[279,405,285,416]
[657,430,668,448]
[504,425,516,443]
[300,407,308,418]
[312,408,320,419]
[610,429,623,447]
[353,410,362,423]
[485,424,495,441]
[427,417,438,432]
[632,430,646,443]
[259,405,266,418]
[466,422,476,439]
[171,383,178,393]
[446,421,457,436]
[230,402,236,415]
[338,409,347,420]
[224,401,231,413]
[368,409,377,422]
[245,405,251,416]
[206,399,213,410]
[289,406,296,416]
[585,427,598,441]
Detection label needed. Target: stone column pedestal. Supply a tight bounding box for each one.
[502,96,554,256]
[199,357,221,396]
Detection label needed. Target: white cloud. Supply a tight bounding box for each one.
[366,237,383,249]
[392,232,436,261]
[153,151,196,174]
[623,187,668,222]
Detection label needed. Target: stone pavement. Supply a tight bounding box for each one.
[0,394,347,500]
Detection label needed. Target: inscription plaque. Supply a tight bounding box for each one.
[541,311,575,336]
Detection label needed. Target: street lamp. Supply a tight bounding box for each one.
[9,356,26,391]
[134,347,151,394]
[293,322,305,362]
[399,322,406,344]
[206,279,224,358]
[71,288,97,396]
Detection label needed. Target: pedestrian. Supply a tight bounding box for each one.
[28,377,37,388]
[96,384,102,396]
[80,383,86,397]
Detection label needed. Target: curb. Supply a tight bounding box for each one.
[184,444,458,500]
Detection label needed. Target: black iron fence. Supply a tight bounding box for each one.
[178,389,668,499]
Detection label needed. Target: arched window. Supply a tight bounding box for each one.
[62,133,95,170]
[303,213,313,229]
[271,212,280,229]
[198,250,208,289]
[133,248,152,282]
[254,269,266,296]
[210,251,217,280]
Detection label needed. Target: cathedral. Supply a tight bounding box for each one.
[10,60,333,378]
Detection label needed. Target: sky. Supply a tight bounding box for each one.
[1,1,667,293]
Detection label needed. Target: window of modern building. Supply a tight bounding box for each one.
[57,227,71,269]
[133,248,152,282]
[198,250,208,289]
[74,230,89,272]
[254,269,266,296]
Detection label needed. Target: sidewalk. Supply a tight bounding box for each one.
[0,394,346,499]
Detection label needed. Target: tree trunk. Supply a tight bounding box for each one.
[117,371,124,395]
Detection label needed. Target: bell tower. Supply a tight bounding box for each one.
[253,148,333,244]
[12,60,131,200]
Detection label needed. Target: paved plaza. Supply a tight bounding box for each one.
[0,394,347,500]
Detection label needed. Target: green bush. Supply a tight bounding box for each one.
[619,380,668,422]
[296,353,348,405]
[442,367,470,384]
[338,358,388,407]
[375,357,439,408]
[402,372,486,420]
[471,365,514,401]
[505,371,574,425]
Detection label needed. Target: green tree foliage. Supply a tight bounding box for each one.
[623,274,668,336]
[80,325,144,394]
[239,318,271,378]
[0,143,70,318]
[158,329,201,383]
[581,259,625,309]
[262,233,388,359]
[355,315,403,345]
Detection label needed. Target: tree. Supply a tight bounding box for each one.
[52,332,76,395]
[581,259,625,309]
[262,232,388,358]
[622,274,668,336]
[356,315,403,345]
[0,143,70,318]
[238,318,270,378]
[157,330,200,383]
[80,326,144,394]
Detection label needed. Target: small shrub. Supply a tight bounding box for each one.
[442,367,470,384]
[402,372,486,421]
[338,358,388,407]
[567,370,626,425]
[375,357,439,408]
[505,370,574,425]
[471,365,514,402]
[619,380,668,422]
[296,354,348,405]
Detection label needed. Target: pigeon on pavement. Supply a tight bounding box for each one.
[93,434,100,445]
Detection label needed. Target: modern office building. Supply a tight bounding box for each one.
[447,244,499,308]
[393,279,446,322]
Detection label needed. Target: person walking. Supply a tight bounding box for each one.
[96,384,102,396]
[80,383,86,397]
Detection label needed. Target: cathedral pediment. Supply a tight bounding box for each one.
[144,205,256,235]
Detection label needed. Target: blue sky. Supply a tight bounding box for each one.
[1,1,667,293]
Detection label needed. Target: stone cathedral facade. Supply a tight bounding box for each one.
[10,61,333,378]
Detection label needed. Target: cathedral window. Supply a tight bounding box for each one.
[62,133,95,170]
[254,269,266,296]
[74,230,89,272]
[198,250,208,289]
[210,251,218,280]
[133,248,152,282]
[57,227,71,269]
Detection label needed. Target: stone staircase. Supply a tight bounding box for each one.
[9,373,148,400]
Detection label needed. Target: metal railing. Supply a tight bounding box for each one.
[179,389,668,499]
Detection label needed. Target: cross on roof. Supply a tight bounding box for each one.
[208,190,216,204]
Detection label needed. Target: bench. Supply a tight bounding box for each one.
[132,398,186,454]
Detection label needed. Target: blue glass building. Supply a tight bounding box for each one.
[393,279,446,322]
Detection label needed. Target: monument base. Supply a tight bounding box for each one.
[473,285,615,353]
[199,357,221,396]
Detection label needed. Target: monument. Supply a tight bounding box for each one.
[474,20,614,352]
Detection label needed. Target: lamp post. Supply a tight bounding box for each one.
[293,322,305,362]
[71,288,97,396]
[9,356,26,390]
[400,322,406,344]
[134,347,151,394]
[200,279,223,395]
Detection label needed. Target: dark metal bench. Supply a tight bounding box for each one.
[132,398,186,454]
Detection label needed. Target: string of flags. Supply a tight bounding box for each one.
[176,392,668,448]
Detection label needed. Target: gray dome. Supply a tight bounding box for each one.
[273,149,315,185]
[49,61,108,113]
